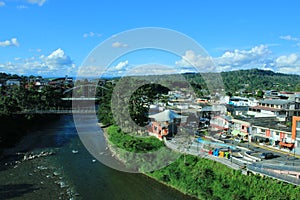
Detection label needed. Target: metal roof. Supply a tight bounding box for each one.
[259,99,293,105]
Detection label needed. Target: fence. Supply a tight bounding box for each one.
[247,164,300,186]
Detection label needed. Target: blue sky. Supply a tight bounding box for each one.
[1,0,300,77]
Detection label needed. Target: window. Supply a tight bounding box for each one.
[297,121,300,129]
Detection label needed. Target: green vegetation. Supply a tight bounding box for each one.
[106,125,179,172]
[0,73,68,117]
[148,155,300,200]
[0,73,67,149]
[183,69,300,97]
[97,77,170,130]
[107,125,164,153]
[97,69,300,199]
[106,126,300,200]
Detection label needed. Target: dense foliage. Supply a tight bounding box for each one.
[107,125,164,153]
[184,69,300,96]
[148,155,300,200]
[97,80,115,125]
[97,77,170,129]
[106,125,179,172]
[0,73,68,117]
[0,73,67,149]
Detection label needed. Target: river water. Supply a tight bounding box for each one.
[0,115,196,200]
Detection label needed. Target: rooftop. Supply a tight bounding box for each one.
[259,99,293,105]
[233,116,291,132]
[251,105,283,112]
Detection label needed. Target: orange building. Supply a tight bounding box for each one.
[292,116,300,154]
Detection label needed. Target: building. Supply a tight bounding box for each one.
[230,118,252,141]
[210,115,232,131]
[227,115,300,155]
[228,96,258,107]
[248,99,300,121]
[292,116,300,154]
[251,119,291,147]
[148,110,187,140]
[6,79,20,86]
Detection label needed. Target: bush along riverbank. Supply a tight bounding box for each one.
[147,155,300,200]
[106,125,300,200]
[106,125,179,172]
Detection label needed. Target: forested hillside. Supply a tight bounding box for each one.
[184,69,300,95]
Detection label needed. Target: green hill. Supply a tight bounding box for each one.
[184,69,300,96]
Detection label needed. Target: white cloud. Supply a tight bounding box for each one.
[176,45,271,72]
[0,1,5,7]
[280,35,299,41]
[44,48,73,69]
[175,50,214,71]
[216,45,270,66]
[0,38,20,47]
[78,66,105,77]
[112,41,128,48]
[83,32,101,38]
[276,54,299,66]
[124,65,179,76]
[114,60,128,70]
[27,0,46,6]
[275,53,300,74]
[0,48,77,76]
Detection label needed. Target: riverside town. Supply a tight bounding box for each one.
[2,1,300,199]
[1,69,300,199]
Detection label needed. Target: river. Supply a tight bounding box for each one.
[0,115,196,200]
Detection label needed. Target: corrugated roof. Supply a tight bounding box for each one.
[259,99,293,105]
[149,109,187,122]
[251,106,282,111]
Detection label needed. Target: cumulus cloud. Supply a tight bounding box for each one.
[114,60,128,70]
[276,54,299,66]
[27,0,46,6]
[0,48,77,76]
[0,1,5,7]
[176,45,271,72]
[216,45,271,66]
[175,50,214,71]
[78,66,105,77]
[275,53,300,74]
[83,32,101,38]
[112,41,128,48]
[0,38,20,47]
[280,35,299,41]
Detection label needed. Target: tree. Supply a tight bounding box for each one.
[256,89,264,98]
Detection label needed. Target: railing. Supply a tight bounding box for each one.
[17,108,96,114]
[251,163,300,172]
[164,138,241,170]
[247,164,300,186]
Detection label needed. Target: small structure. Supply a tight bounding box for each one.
[148,110,187,140]
[6,79,20,87]
[210,115,232,131]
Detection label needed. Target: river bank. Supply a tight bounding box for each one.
[100,124,199,200]
[0,115,80,200]
[102,124,300,200]
[1,115,197,200]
